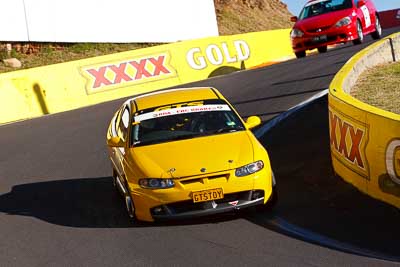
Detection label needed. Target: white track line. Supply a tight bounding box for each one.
[254,89,329,138]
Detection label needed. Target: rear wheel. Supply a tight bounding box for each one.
[112,168,118,190]
[295,51,306,58]
[317,46,327,53]
[371,16,382,40]
[353,20,364,45]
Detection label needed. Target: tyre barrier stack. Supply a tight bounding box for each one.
[329,32,400,208]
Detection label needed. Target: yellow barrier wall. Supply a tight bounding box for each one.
[329,33,400,208]
[0,29,294,125]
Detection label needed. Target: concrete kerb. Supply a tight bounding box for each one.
[328,32,400,209]
[330,32,400,120]
[254,89,329,138]
[342,36,399,94]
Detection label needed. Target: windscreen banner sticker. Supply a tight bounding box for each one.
[154,101,204,111]
[360,5,371,28]
[81,52,176,94]
[134,104,231,122]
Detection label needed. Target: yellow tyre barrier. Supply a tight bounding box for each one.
[329,32,400,208]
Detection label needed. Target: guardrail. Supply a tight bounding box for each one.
[329,32,400,208]
[379,9,400,29]
[0,29,294,125]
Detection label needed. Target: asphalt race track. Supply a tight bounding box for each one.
[0,28,399,266]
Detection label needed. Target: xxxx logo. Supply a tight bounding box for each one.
[329,106,369,177]
[81,52,176,94]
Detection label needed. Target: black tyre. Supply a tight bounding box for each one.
[256,186,278,212]
[352,20,364,45]
[318,46,327,53]
[295,51,306,58]
[124,192,136,220]
[371,15,382,40]
[113,170,137,220]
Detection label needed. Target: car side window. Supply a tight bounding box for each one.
[110,109,122,138]
[117,106,130,142]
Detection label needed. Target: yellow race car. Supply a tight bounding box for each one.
[106,87,276,222]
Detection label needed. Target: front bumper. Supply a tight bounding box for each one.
[291,24,357,52]
[129,167,273,222]
[151,190,265,221]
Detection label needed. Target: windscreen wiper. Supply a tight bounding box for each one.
[215,126,244,134]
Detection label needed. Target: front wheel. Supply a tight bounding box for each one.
[317,46,327,53]
[352,20,364,45]
[295,51,306,58]
[371,16,382,40]
[256,186,278,212]
[124,193,136,219]
[113,170,137,220]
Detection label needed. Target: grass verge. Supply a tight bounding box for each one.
[351,61,400,115]
[0,43,160,73]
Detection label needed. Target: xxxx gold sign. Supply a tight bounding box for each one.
[81,52,177,94]
[329,105,370,179]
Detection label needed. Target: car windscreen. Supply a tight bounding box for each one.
[130,99,245,147]
[299,0,353,20]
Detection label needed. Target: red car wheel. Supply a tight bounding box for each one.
[353,20,364,45]
[371,15,382,40]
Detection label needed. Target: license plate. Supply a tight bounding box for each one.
[192,188,224,203]
[312,35,327,42]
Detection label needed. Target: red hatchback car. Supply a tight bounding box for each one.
[290,0,382,58]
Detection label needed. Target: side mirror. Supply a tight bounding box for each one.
[357,0,365,7]
[245,116,261,129]
[290,16,298,22]
[107,136,124,147]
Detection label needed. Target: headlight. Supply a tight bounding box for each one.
[235,160,264,177]
[335,16,351,27]
[139,178,175,189]
[291,28,304,38]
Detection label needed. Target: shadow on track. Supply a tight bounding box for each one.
[0,96,399,260]
[246,96,400,259]
[0,177,133,228]
[0,176,238,228]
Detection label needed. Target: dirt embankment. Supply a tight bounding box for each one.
[214,0,293,35]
